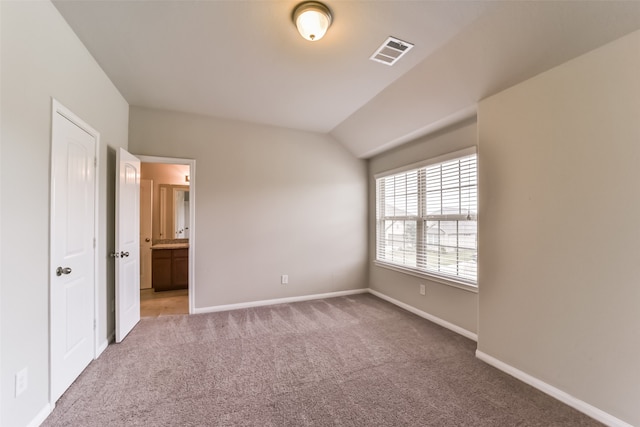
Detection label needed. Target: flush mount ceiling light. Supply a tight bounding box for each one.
[292,1,333,42]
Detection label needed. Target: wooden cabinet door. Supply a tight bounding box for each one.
[152,250,172,291]
[172,248,189,288]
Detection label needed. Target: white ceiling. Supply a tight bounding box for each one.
[53,1,640,158]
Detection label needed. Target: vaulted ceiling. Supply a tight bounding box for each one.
[53,1,640,158]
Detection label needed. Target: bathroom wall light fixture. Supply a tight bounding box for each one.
[292,1,332,42]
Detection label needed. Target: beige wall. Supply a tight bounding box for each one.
[140,163,190,241]
[478,30,640,425]
[368,121,479,335]
[0,1,129,425]
[129,107,368,309]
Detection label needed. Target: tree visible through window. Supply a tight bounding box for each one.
[375,149,477,285]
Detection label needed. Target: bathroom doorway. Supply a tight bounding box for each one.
[136,155,195,316]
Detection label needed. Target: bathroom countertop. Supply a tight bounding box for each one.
[151,243,189,250]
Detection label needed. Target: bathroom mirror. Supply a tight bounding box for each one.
[174,187,190,238]
[158,184,190,240]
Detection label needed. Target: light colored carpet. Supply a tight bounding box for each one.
[43,294,601,426]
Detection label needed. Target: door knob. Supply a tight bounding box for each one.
[56,267,72,276]
[145,238,150,242]
[110,251,120,258]
[120,252,130,258]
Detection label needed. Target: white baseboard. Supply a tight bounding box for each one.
[97,338,108,357]
[96,331,115,357]
[27,403,52,427]
[368,288,478,341]
[192,288,369,314]
[475,350,633,427]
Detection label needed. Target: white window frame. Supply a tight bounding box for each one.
[374,147,478,292]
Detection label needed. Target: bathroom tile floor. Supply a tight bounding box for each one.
[140,288,188,317]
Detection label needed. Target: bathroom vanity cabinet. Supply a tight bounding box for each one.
[151,247,188,291]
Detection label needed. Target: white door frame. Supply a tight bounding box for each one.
[49,99,100,402]
[136,155,195,314]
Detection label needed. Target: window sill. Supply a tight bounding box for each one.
[373,261,478,293]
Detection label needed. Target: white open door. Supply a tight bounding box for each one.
[115,148,141,342]
[50,100,98,402]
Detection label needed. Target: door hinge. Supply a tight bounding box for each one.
[93,319,97,330]
[93,237,96,248]
[94,157,97,168]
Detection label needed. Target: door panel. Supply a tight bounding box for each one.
[115,148,141,342]
[64,277,91,354]
[51,102,96,402]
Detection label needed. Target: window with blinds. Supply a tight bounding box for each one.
[375,149,477,285]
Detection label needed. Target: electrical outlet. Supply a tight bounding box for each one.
[281,274,288,285]
[419,284,426,296]
[15,367,28,397]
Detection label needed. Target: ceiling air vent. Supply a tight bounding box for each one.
[370,36,414,66]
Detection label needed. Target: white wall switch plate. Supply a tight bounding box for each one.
[281,274,288,284]
[419,284,426,295]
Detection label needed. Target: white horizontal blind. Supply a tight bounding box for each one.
[376,151,477,284]
[376,169,420,268]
